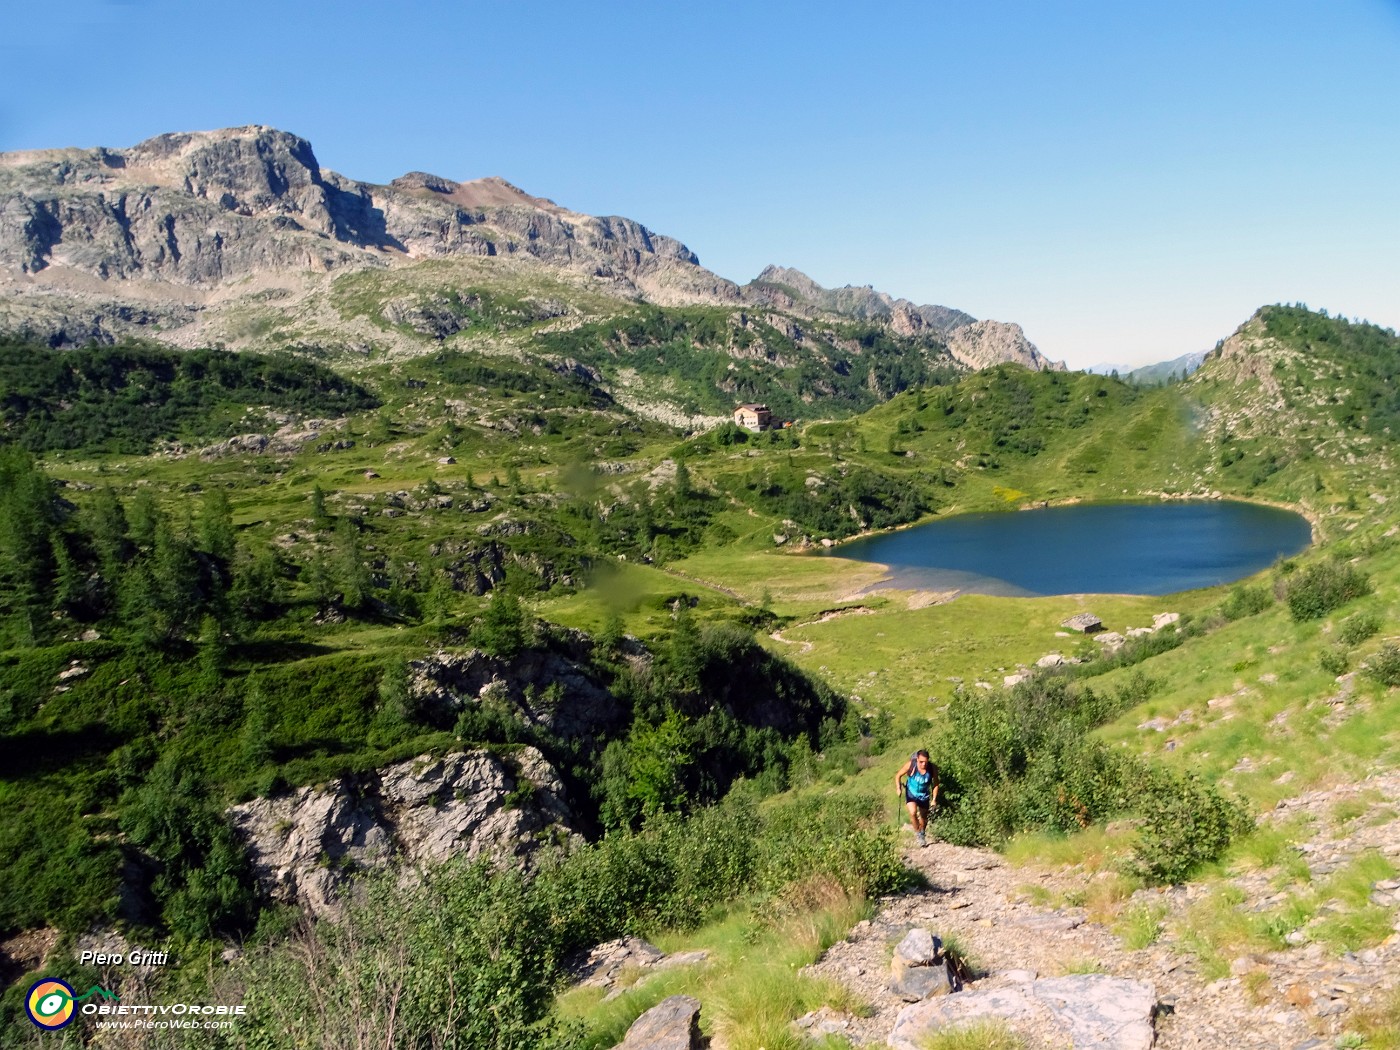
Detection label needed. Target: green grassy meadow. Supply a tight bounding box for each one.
[4,304,1400,1047]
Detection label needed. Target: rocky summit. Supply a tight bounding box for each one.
[0,125,1061,376]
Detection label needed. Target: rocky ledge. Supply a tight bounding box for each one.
[228,746,571,917]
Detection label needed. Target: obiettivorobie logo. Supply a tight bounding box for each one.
[24,979,119,1030]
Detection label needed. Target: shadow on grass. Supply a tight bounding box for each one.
[0,724,121,779]
[233,639,340,663]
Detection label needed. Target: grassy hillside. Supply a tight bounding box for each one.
[3,304,1400,1048]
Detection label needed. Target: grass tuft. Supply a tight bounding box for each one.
[1115,901,1168,949]
[920,1020,1027,1050]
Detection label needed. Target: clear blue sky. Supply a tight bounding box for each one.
[4,0,1398,367]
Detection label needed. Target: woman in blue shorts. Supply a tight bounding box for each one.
[895,750,939,847]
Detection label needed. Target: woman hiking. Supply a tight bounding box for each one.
[895,750,939,847]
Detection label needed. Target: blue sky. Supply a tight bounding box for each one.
[4,0,1397,367]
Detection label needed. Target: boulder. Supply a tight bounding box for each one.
[890,928,956,1002]
[1061,613,1103,633]
[610,995,704,1050]
[888,974,1156,1050]
[1036,653,1065,668]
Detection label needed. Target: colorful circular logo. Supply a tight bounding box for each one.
[25,978,77,1030]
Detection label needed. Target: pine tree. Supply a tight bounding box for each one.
[51,538,86,617]
[152,521,201,640]
[333,518,370,611]
[84,488,129,577]
[200,489,236,565]
[119,558,162,647]
[666,604,704,692]
[197,614,227,693]
[229,545,281,628]
[239,674,274,769]
[471,591,526,658]
[310,484,330,529]
[0,448,56,643]
[304,546,337,612]
[128,490,159,549]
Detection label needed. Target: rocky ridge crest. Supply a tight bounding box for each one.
[749,264,1063,371]
[0,126,1059,374]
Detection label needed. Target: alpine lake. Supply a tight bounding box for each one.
[826,500,1313,597]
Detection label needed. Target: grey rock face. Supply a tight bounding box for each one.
[748,265,1066,371]
[570,937,667,988]
[409,641,627,742]
[610,995,704,1050]
[228,746,572,918]
[0,125,737,318]
[888,973,1157,1050]
[749,265,975,334]
[945,318,1065,372]
[1,126,1046,372]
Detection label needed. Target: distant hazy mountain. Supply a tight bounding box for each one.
[1086,351,1208,384]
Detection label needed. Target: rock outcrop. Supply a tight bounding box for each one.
[408,638,627,742]
[747,265,974,334]
[566,937,711,997]
[889,928,958,1001]
[888,973,1157,1050]
[609,995,705,1050]
[945,318,1064,372]
[228,746,571,917]
[0,127,1055,379]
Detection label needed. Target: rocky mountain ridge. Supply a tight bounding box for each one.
[748,264,1063,372]
[0,125,1061,375]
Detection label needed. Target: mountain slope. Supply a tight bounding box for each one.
[0,126,739,334]
[0,127,1061,406]
[748,264,1064,372]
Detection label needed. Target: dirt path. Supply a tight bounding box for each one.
[802,780,1400,1049]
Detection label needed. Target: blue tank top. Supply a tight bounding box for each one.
[906,769,932,801]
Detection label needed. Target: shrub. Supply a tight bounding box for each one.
[1131,771,1253,885]
[1364,645,1400,688]
[1285,561,1372,622]
[1221,584,1273,621]
[1339,610,1382,646]
[1319,647,1350,676]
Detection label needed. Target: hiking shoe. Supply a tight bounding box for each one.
[917,831,926,847]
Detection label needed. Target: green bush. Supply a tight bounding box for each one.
[1221,584,1273,621]
[1319,646,1350,676]
[1339,610,1382,646]
[932,676,1248,880]
[1130,770,1253,885]
[1364,644,1400,688]
[1285,561,1372,622]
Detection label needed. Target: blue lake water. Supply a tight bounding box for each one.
[827,501,1313,597]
